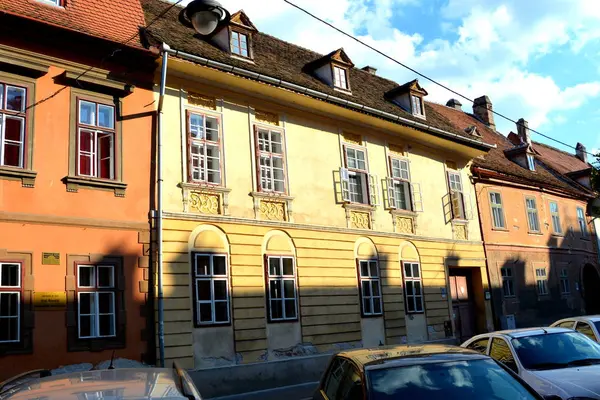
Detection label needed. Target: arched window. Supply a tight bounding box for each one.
[263,231,298,322]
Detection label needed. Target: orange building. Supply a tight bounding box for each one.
[0,0,155,377]
[433,98,599,329]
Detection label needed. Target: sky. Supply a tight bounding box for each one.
[179,0,600,157]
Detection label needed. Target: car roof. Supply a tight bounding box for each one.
[555,315,600,323]
[1,368,188,399]
[472,327,573,340]
[337,344,483,367]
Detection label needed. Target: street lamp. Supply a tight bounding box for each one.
[179,0,231,36]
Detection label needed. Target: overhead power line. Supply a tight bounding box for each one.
[282,0,597,157]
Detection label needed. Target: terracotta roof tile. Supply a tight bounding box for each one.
[429,102,594,196]
[532,141,590,175]
[0,0,146,47]
[141,0,489,147]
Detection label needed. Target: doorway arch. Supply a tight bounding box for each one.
[583,264,600,314]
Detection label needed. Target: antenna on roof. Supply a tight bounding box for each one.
[541,327,548,334]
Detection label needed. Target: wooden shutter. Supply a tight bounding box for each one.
[410,183,423,212]
[254,125,262,191]
[384,177,396,209]
[340,167,351,202]
[369,174,379,206]
[463,192,474,220]
[185,110,193,182]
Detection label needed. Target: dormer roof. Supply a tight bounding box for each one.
[385,79,428,99]
[230,10,258,32]
[305,48,354,71]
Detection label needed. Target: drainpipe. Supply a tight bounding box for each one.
[156,42,170,368]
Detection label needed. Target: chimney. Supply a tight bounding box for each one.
[473,95,495,129]
[446,99,462,110]
[361,65,377,75]
[576,142,588,163]
[517,118,531,145]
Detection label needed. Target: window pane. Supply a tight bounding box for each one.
[271,300,283,319]
[282,258,294,276]
[79,101,96,125]
[79,293,93,315]
[270,131,283,154]
[373,299,382,314]
[189,114,204,138]
[1,264,19,287]
[414,281,422,295]
[404,264,412,278]
[79,266,95,287]
[79,315,93,337]
[269,258,281,276]
[97,133,113,179]
[360,261,369,277]
[205,117,219,141]
[346,148,356,169]
[213,280,227,300]
[283,280,295,298]
[212,256,226,276]
[406,297,415,312]
[98,292,114,314]
[285,300,296,318]
[6,86,25,111]
[199,303,212,322]
[369,262,378,277]
[79,153,92,176]
[215,302,228,322]
[197,280,211,301]
[98,105,114,129]
[363,298,372,314]
[372,281,380,296]
[270,280,282,299]
[97,266,114,288]
[99,314,115,336]
[4,117,23,142]
[196,256,210,276]
[412,264,420,278]
[406,281,414,296]
[3,142,21,167]
[0,293,18,316]
[362,280,371,297]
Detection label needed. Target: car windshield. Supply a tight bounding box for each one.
[512,332,600,370]
[594,321,600,336]
[367,358,537,400]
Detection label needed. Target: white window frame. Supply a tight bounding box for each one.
[77,264,116,339]
[500,267,515,297]
[266,256,298,322]
[358,260,383,316]
[230,30,249,57]
[411,95,424,116]
[0,83,27,168]
[387,156,417,212]
[549,201,562,234]
[535,268,548,296]
[333,66,348,90]
[525,197,540,233]
[489,192,506,229]
[447,169,468,220]
[187,111,222,185]
[341,144,378,206]
[402,261,424,313]
[560,268,570,294]
[0,263,21,344]
[255,125,287,194]
[193,254,230,325]
[77,99,115,180]
[577,207,588,238]
[527,154,536,171]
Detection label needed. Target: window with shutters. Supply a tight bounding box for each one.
[536,268,548,295]
[549,201,562,234]
[403,261,424,313]
[447,169,466,220]
[266,256,298,322]
[77,99,116,180]
[193,253,230,326]
[0,263,20,344]
[385,156,422,212]
[489,192,506,229]
[187,111,222,185]
[525,197,540,233]
[77,265,116,339]
[577,207,588,238]
[255,126,287,194]
[357,260,383,316]
[340,144,378,206]
[500,267,515,297]
[560,268,570,295]
[0,83,27,169]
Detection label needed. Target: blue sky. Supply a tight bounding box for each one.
[182,0,600,157]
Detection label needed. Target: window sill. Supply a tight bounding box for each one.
[333,87,352,95]
[63,176,127,197]
[361,313,383,319]
[180,182,231,194]
[267,318,299,324]
[0,166,37,187]
[390,208,417,217]
[492,227,510,232]
[230,54,255,64]
[250,191,294,201]
[343,202,375,212]
[551,233,564,238]
[528,231,543,236]
[194,322,232,328]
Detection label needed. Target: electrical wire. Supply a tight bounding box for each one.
[282,0,598,157]
[21,0,184,113]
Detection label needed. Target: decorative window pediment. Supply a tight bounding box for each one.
[304,48,354,92]
[384,79,428,119]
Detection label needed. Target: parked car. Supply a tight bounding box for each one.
[462,327,600,399]
[0,363,202,399]
[550,315,600,342]
[312,344,546,399]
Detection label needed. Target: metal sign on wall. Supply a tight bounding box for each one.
[42,252,60,265]
[34,292,67,310]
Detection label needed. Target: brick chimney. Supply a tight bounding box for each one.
[473,95,495,129]
[517,118,531,145]
[576,142,588,163]
[446,99,462,110]
[361,66,377,75]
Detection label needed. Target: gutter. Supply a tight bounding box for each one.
[161,47,496,152]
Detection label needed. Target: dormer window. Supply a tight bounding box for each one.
[527,154,535,171]
[333,66,348,90]
[38,0,63,6]
[230,31,249,57]
[411,95,423,116]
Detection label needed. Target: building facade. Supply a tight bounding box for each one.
[432,99,599,329]
[143,0,495,387]
[0,0,155,378]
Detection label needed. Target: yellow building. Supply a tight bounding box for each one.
[142,0,495,381]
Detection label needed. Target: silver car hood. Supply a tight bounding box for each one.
[530,365,600,399]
